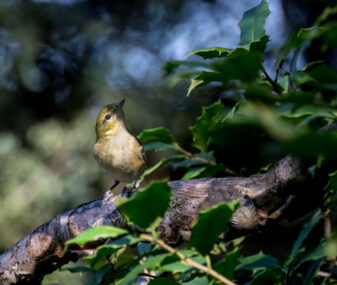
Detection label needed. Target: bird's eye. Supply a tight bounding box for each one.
[104,114,112,120]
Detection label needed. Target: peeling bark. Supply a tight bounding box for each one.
[0,155,307,285]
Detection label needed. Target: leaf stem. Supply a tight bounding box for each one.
[260,63,282,96]
[140,234,237,285]
[175,144,237,176]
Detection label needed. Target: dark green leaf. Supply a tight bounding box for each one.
[87,235,142,269]
[114,247,136,269]
[85,264,111,285]
[117,181,171,228]
[183,276,209,285]
[190,101,224,152]
[138,127,176,144]
[213,249,240,280]
[189,201,238,255]
[143,142,178,152]
[238,0,270,45]
[187,47,233,59]
[164,60,211,75]
[290,239,326,274]
[137,242,152,256]
[249,35,270,53]
[290,209,322,258]
[66,226,127,246]
[212,48,262,84]
[141,156,183,179]
[236,251,280,274]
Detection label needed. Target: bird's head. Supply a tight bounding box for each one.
[95,99,126,140]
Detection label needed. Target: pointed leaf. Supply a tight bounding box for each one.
[66,226,127,246]
[291,209,322,258]
[187,47,233,59]
[239,0,270,45]
[187,78,204,96]
[190,101,224,152]
[138,127,176,144]
[190,201,238,255]
[236,251,280,274]
[117,181,171,228]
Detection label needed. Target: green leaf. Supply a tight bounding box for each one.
[119,254,169,285]
[190,101,224,152]
[187,47,233,59]
[249,35,270,53]
[164,60,211,75]
[187,78,204,97]
[160,255,205,274]
[66,226,127,246]
[143,142,178,152]
[114,246,136,269]
[183,276,209,285]
[290,239,326,275]
[213,249,240,280]
[138,127,176,144]
[182,167,207,180]
[140,155,184,180]
[117,181,171,228]
[189,201,238,255]
[212,48,262,84]
[236,251,280,274]
[87,235,142,269]
[290,209,322,258]
[238,0,270,45]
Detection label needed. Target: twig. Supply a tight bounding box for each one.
[176,145,238,176]
[140,234,237,285]
[260,64,282,96]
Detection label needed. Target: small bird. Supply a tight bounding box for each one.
[94,99,146,191]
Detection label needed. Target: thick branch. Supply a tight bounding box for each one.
[0,155,306,284]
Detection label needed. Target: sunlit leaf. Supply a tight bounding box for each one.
[187,47,233,59]
[66,226,127,246]
[187,78,204,96]
[190,201,238,255]
[238,0,270,45]
[117,181,171,228]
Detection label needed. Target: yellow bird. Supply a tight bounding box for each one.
[94,99,146,190]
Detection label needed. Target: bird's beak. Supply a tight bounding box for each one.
[116,99,125,111]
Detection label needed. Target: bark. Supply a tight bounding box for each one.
[0,155,307,285]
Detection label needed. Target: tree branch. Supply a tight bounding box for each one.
[0,155,307,284]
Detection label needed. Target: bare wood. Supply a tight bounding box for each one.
[0,155,306,284]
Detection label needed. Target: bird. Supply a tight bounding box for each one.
[93,99,146,191]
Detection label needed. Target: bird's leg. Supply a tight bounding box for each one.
[110,180,120,190]
[132,179,141,190]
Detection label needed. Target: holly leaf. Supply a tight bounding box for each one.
[239,0,270,45]
[190,101,224,152]
[189,201,238,255]
[117,181,171,228]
